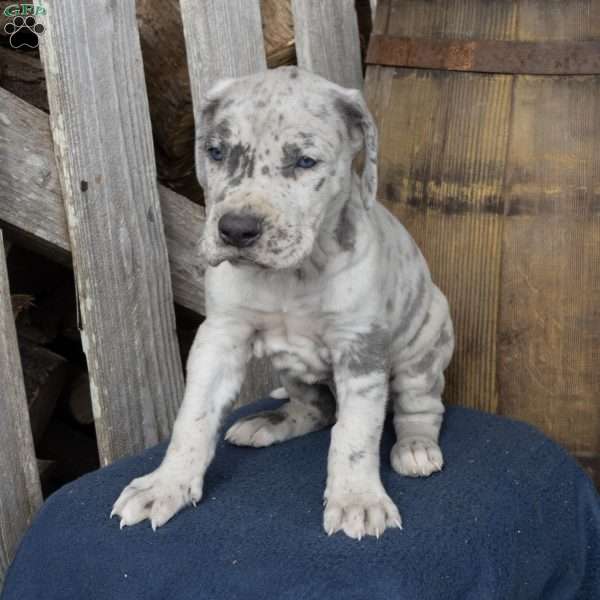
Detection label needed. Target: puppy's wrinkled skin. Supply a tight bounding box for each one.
[112,67,454,540]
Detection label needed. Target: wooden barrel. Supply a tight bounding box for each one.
[365,0,600,485]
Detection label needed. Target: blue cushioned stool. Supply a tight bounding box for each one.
[3,399,599,600]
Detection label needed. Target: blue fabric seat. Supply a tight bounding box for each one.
[3,399,599,600]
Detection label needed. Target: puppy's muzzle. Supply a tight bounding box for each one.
[218,212,263,248]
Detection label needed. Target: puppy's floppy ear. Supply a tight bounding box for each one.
[334,89,379,210]
[195,77,236,189]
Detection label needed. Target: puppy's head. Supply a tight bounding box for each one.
[196,67,378,269]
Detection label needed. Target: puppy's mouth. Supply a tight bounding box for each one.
[204,233,307,270]
[229,255,270,269]
[205,246,248,268]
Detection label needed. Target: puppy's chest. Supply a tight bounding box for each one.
[252,314,332,384]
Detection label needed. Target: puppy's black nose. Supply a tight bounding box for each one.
[218,212,262,247]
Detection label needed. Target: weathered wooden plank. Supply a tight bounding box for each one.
[517,0,600,41]
[366,36,600,75]
[497,74,600,460]
[0,230,42,589]
[179,0,279,405]
[374,0,518,41]
[291,0,363,88]
[0,87,207,314]
[38,1,184,465]
[159,186,206,315]
[180,0,266,98]
[0,88,67,257]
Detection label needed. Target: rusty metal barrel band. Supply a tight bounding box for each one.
[366,35,600,75]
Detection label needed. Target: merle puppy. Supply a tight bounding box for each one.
[112,67,454,539]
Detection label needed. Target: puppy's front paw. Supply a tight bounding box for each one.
[391,437,443,477]
[225,411,288,447]
[111,466,203,530]
[323,490,402,539]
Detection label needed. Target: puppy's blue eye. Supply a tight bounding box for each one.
[296,156,317,169]
[207,146,224,161]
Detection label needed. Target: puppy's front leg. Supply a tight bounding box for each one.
[324,329,401,539]
[112,317,252,530]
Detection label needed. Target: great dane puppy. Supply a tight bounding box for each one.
[112,66,454,539]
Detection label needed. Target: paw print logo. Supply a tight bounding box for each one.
[4,16,44,49]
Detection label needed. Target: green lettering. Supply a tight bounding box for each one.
[3,4,46,18]
[3,4,19,16]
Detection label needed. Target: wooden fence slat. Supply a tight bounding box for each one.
[38,1,184,465]
[0,230,42,588]
[291,0,363,89]
[0,87,68,259]
[179,0,279,404]
[180,0,267,98]
[0,87,207,315]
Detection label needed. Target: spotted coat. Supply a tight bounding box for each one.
[112,67,455,541]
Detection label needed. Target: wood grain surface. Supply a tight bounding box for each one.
[38,0,184,465]
[0,231,42,588]
[292,0,363,88]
